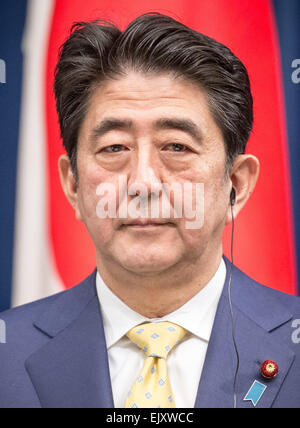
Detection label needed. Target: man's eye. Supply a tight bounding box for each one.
[164,143,188,152]
[102,145,126,153]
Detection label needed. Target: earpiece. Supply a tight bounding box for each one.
[228,185,239,408]
[230,188,236,206]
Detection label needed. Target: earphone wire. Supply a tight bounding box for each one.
[227,201,240,408]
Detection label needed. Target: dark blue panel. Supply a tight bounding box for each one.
[0,1,28,311]
[273,0,300,295]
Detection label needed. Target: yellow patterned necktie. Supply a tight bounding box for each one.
[124,321,187,408]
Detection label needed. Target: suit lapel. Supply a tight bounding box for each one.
[194,257,295,408]
[25,271,114,408]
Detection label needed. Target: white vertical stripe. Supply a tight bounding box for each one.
[12,0,64,307]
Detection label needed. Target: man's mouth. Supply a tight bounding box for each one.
[122,219,175,228]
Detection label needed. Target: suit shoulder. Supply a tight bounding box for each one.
[248,273,300,310]
[0,270,97,325]
[232,262,300,315]
[0,288,70,325]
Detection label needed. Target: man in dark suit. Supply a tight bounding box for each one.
[1,13,300,408]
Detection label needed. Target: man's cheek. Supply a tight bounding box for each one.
[77,185,101,222]
[85,217,114,247]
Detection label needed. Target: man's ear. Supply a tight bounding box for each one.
[58,154,83,221]
[225,154,260,225]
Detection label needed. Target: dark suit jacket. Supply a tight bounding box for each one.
[1,257,300,408]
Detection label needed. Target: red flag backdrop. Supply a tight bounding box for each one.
[45,0,297,294]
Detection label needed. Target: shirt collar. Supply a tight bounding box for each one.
[96,257,226,348]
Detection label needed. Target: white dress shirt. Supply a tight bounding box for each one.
[96,258,226,408]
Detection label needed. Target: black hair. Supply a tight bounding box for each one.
[54,12,253,181]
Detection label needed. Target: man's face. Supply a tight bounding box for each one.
[75,72,230,274]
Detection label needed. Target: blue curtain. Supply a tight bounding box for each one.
[0,1,27,311]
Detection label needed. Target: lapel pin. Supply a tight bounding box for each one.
[244,380,267,407]
[260,360,278,379]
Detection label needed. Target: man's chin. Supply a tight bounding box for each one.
[118,257,179,276]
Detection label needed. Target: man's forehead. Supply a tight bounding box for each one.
[82,73,218,131]
[89,71,206,107]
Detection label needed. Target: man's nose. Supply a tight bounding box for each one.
[128,149,162,198]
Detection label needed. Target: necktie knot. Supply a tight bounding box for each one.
[126,321,186,359]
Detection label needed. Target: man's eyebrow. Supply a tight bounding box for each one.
[89,117,203,142]
[90,118,133,141]
[154,118,203,142]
